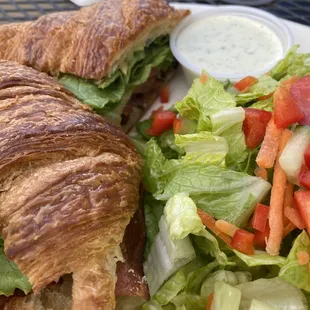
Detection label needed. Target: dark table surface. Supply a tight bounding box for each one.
[0,0,310,26]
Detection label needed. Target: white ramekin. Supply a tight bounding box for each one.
[170,5,293,84]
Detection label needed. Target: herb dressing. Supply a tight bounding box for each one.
[177,15,284,75]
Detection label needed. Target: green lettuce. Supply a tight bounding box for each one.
[164,193,204,240]
[175,74,236,132]
[171,293,205,310]
[157,130,184,160]
[0,239,32,296]
[235,75,278,105]
[175,132,228,166]
[58,36,174,122]
[279,230,310,292]
[250,97,274,112]
[237,277,308,310]
[233,250,286,267]
[212,281,241,310]
[249,299,277,310]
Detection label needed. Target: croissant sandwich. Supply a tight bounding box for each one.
[0,60,145,310]
[0,0,189,131]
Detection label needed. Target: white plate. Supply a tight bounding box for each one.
[140,2,310,120]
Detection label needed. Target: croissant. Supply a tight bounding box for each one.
[0,0,189,130]
[0,60,143,309]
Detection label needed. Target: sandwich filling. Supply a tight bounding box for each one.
[58,35,175,127]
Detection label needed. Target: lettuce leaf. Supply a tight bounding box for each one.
[175,75,236,132]
[213,281,241,310]
[233,250,286,267]
[164,193,204,240]
[175,132,228,166]
[279,230,310,292]
[58,36,174,121]
[237,277,308,310]
[250,97,274,112]
[235,75,278,105]
[171,293,205,310]
[0,239,32,296]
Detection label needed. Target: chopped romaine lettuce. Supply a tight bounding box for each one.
[175,74,236,132]
[237,277,308,310]
[171,293,205,310]
[249,299,277,310]
[235,75,278,105]
[250,97,274,112]
[0,239,32,296]
[200,270,251,301]
[144,216,196,296]
[279,230,310,292]
[164,193,204,240]
[233,250,286,267]
[157,130,184,160]
[175,132,228,166]
[212,281,241,310]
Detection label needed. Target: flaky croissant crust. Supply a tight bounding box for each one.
[0,61,142,310]
[0,0,189,80]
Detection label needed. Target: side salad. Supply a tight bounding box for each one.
[131,45,310,310]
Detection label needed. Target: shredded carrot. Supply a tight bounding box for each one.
[283,222,296,237]
[284,207,306,229]
[254,166,268,181]
[266,129,292,256]
[206,293,214,310]
[257,92,274,101]
[200,72,208,84]
[297,251,310,265]
[256,116,284,169]
[197,209,232,245]
[215,220,239,237]
[283,183,294,226]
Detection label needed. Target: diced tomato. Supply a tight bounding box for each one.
[282,75,298,87]
[206,293,214,310]
[230,229,255,255]
[254,222,270,249]
[299,164,310,190]
[251,203,270,232]
[234,76,258,92]
[290,75,310,125]
[148,110,176,136]
[273,85,303,128]
[294,190,310,234]
[173,118,182,134]
[242,108,272,149]
[304,145,310,169]
[200,72,208,84]
[151,106,164,118]
[197,209,232,245]
[160,86,169,103]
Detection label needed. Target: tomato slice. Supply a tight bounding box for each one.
[298,164,310,190]
[160,86,169,103]
[304,145,310,169]
[197,209,232,245]
[290,76,310,125]
[294,190,310,234]
[273,85,303,128]
[234,76,258,92]
[251,203,270,232]
[254,222,270,249]
[230,229,255,255]
[242,108,272,149]
[148,110,176,136]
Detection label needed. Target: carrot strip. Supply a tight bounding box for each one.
[256,116,284,168]
[284,207,306,230]
[254,167,268,181]
[283,222,296,237]
[283,182,294,226]
[206,293,214,310]
[266,129,292,255]
[215,220,239,237]
[197,209,232,245]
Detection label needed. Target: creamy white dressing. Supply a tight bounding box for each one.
[177,15,283,75]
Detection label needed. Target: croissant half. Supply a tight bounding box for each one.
[0,61,142,309]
